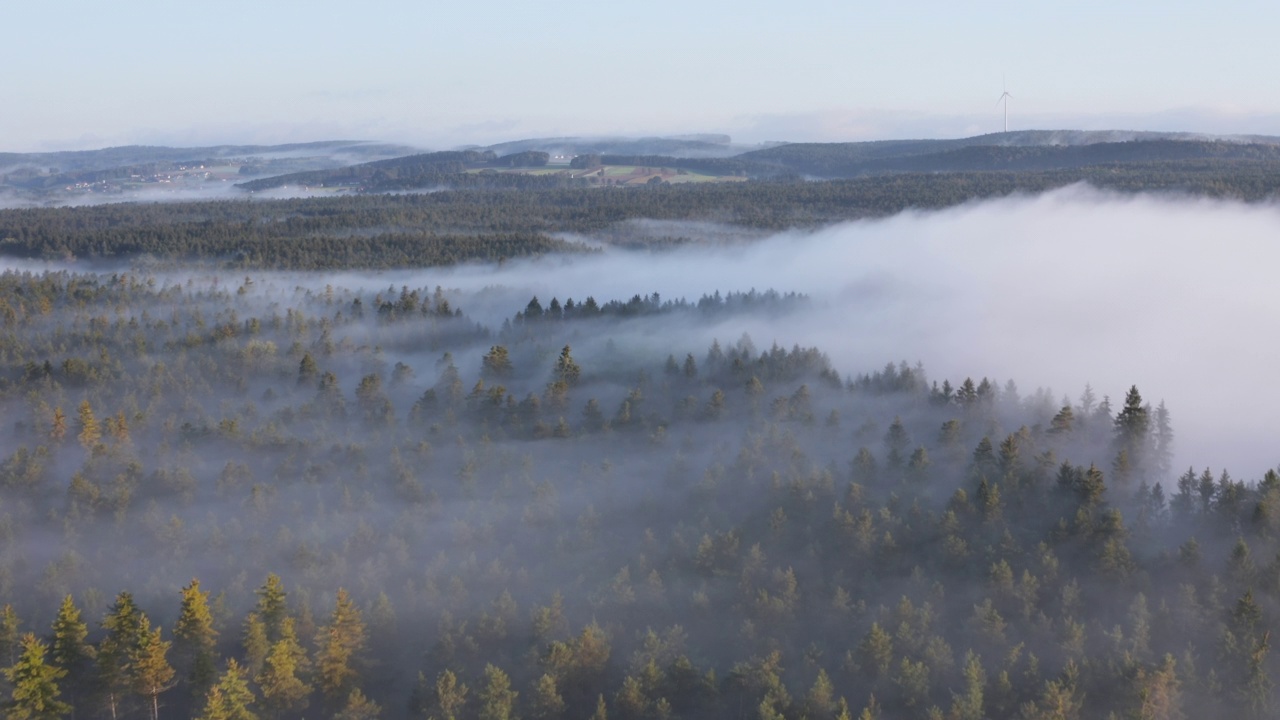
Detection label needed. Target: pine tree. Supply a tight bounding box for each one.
[1113,386,1150,481]
[1241,632,1272,720]
[131,623,175,720]
[241,614,269,681]
[0,605,23,667]
[253,575,288,644]
[614,675,647,720]
[316,589,366,705]
[333,688,380,720]
[805,668,836,718]
[553,346,581,387]
[430,669,468,720]
[529,673,564,720]
[297,353,318,385]
[256,617,310,719]
[197,660,256,720]
[173,580,218,703]
[98,592,146,720]
[49,596,92,711]
[4,633,71,720]
[589,694,608,720]
[950,652,985,720]
[76,401,100,451]
[856,624,893,678]
[481,346,513,380]
[478,664,517,720]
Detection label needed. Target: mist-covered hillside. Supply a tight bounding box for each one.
[0,198,1277,718]
[0,166,1277,720]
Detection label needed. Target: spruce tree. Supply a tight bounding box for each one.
[0,604,23,667]
[432,669,468,720]
[333,688,380,720]
[76,401,100,451]
[477,664,517,720]
[197,660,256,720]
[316,589,366,706]
[256,617,310,719]
[5,633,71,720]
[529,673,564,720]
[253,575,288,644]
[173,580,218,703]
[49,596,92,711]
[130,623,174,720]
[97,592,146,720]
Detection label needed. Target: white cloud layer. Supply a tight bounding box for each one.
[376,185,1279,477]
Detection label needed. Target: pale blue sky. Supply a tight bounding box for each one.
[7,0,1278,151]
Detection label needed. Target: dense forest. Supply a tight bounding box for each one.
[5,162,1280,270]
[0,136,1278,718]
[0,260,1273,720]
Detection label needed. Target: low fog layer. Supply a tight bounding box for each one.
[382,185,1277,476]
[0,186,1275,718]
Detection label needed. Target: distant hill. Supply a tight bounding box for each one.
[0,141,423,202]
[234,150,521,192]
[0,140,418,174]
[475,135,739,159]
[734,136,1280,177]
[60,130,1280,197]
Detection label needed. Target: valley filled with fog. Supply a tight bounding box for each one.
[0,185,1276,719]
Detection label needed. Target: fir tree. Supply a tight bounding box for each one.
[316,589,366,706]
[76,401,101,451]
[478,664,517,720]
[173,580,218,703]
[197,660,256,720]
[4,633,71,720]
[49,596,92,712]
[256,617,310,719]
[131,623,174,720]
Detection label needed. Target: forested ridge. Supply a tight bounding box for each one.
[0,265,1273,720]
[5,163,1280,270]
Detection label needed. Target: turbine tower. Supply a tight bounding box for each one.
[997,78,1013,133]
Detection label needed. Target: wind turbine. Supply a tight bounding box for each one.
[997,78,1012,133]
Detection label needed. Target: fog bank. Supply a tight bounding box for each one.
[387,185,1278,477]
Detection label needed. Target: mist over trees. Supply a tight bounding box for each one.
[0,262,1272,720]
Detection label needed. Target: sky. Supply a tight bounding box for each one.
[6,0,1280,151]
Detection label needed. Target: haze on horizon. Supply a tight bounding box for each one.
[7,0,1280,152]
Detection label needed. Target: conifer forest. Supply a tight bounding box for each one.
[0,183,1276,720]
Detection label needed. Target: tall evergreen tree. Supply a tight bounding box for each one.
[256,617,310,719]
[432,669,468,720]
[76,401,101,451]
[49,596,92,715]
[241,614,269,681]
[477,664,517,720]
[131,623,175,720]
[316,589,366,706]
[197,659,257,720]
[97,592,146,720]
[0,604,23,667]
[253,575,288,644]
[4,633,71,720]
[173,580,219,704]
[553,345,581,387]
[1113,386,1150,480]
[333,688,381,720]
